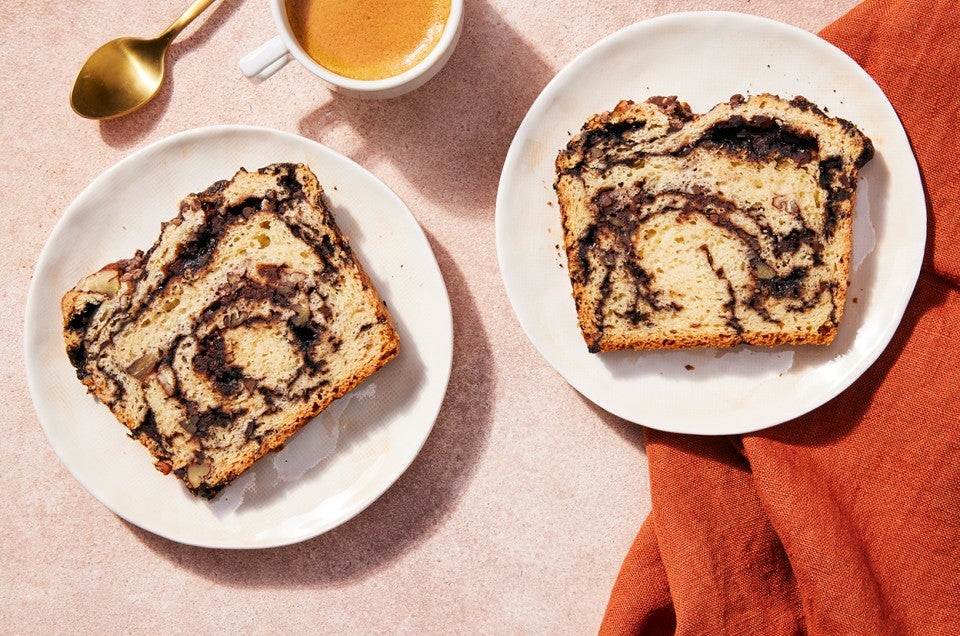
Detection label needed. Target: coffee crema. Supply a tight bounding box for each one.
[285,0,451,81]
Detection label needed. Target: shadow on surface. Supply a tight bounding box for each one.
[643,263,947,472]
[97,0,245,147]
[576,390,648,456]
[132,0,555,580]
[133,236,497,584]
[297,0,556,217]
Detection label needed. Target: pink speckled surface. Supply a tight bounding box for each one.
[3,0,858,632]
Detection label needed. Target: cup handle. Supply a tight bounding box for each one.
[238,35,291,83]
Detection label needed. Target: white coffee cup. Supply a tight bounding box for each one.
[239,0,463,99]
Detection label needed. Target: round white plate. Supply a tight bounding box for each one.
[25,126,453,548]
[496,12,925,434]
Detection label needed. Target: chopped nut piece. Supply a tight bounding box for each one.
[186,460,212,488]
[83,269,121,297]
[156,365,176,396]
[290,303,311,326]
[126,352,159,381]
[224,310,243,328]
[755,262,777,280]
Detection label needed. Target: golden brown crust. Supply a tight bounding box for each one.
[555,94,872,352]
[62,163,399,498]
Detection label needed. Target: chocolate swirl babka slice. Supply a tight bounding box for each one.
[61,163,399,498]
[555,93,874,352]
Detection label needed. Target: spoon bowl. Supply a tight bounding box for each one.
[71,36,172,120]
[70,0,215,120]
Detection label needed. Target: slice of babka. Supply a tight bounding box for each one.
[555,93,874,352]
[61,163,399,498]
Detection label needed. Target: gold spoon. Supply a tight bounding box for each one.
[70,0,216,120]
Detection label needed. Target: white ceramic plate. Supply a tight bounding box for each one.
[496,12,925,434]
[25,126,453,548]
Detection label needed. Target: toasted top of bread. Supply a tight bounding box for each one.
[555,93,874,352]
[62,163,399,498]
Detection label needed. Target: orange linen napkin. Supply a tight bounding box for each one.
[600,1,960,634]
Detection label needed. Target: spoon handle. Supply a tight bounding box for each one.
[161,0,217,41]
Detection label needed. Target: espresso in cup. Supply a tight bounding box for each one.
[285,0,452,81]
